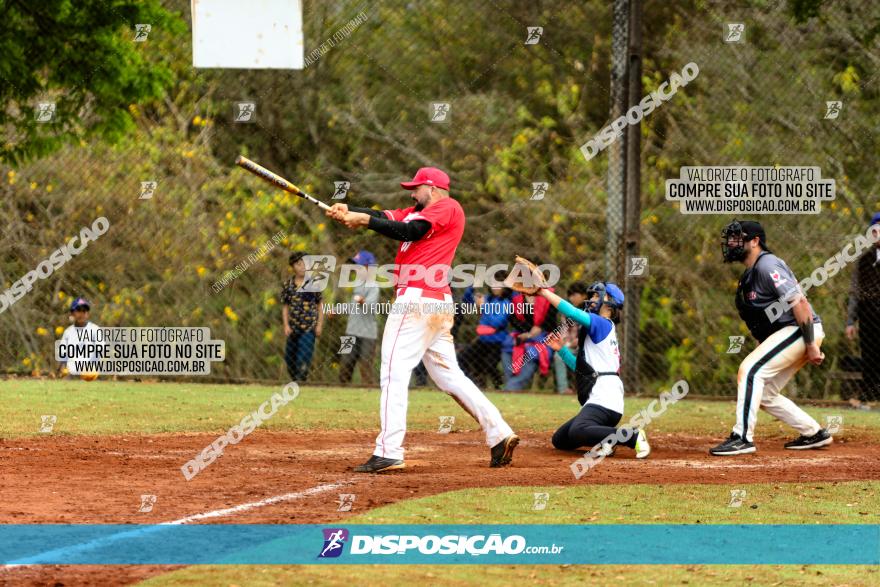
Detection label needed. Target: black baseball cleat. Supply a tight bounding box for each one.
[353,455,405,473]
[709,433,756,456]
[490,434,520,467]
[784,428,833,450]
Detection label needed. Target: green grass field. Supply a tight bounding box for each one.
[3,378,879,586]
[3,378,879,440]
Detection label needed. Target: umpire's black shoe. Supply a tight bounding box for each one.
[709,433,756,456]
[784,428,833,450]
[490,434,520,467]
[353,455,405,473]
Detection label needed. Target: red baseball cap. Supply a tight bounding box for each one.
[400,167,450,191]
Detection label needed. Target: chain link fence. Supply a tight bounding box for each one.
[2,0,878,401]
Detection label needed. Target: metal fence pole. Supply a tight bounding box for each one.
[605,0,629,283]
[623,0,642,392]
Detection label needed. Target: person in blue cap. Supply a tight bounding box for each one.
[845,211,880,409]
[57,297,101,377]
[338,250,381,385]
[542,282,650,458]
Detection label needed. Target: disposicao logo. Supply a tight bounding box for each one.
[318,528,349,558]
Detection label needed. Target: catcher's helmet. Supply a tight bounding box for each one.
[721,219,771,263]
[586,282,625,314]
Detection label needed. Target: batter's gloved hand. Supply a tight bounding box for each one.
[503,255,547,294]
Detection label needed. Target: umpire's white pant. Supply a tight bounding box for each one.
[374,288,514,460]
[733,324,824,443]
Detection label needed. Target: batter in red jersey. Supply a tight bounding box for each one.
[326,167,519,473]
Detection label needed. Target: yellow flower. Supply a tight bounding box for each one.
[317,223,326,231]
[98,282,105,292]
[682,337,692,346]
[30,181,38,190]
[112,294,122,304]
[226,211,233,220]
[220,244,230,253]
[193,115,203,125]
[196,266,207,277]
[263,329,274,342]
[224,306,239,321]
[294,242,306,251]
[35,327,48,336]
[183,150,194,158]
[266,297,276,307]
[6,170,14,179]
[58,291,66,300]
[22,357,31,366]
[201,118,209,127]
[660,297,671,306]
[46,184,53,192]
[55,326,64,336]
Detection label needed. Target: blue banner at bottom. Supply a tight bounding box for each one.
[1,525,878,565]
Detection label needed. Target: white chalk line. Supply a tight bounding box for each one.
[2,480,350,570]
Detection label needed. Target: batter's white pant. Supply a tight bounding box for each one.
[733,324,824,443]
[374,288,514,460]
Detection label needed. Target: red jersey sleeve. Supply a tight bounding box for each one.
[383,207,415,222]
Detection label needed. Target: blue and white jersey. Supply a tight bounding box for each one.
[581,315,624,414]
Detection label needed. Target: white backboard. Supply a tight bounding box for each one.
[192,0,304,69]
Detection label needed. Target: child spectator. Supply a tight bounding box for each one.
[460,286,512,389]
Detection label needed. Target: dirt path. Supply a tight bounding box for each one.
[2,430,877,585]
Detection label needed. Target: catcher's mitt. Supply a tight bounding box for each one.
[503,255,547,294]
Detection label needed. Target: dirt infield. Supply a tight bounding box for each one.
[2,430,878,585]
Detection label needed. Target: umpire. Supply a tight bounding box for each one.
[845,212,880,407]
[711,220,832,456]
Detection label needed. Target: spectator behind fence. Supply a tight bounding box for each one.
[57,297,101,377]
[338,250,380,385]
[553,282,589,394]
[459,286,512,389]
[502,279,558,391]
[281,251,324,382]
[845,211,880,409]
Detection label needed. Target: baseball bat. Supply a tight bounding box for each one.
[235,155,332,211]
